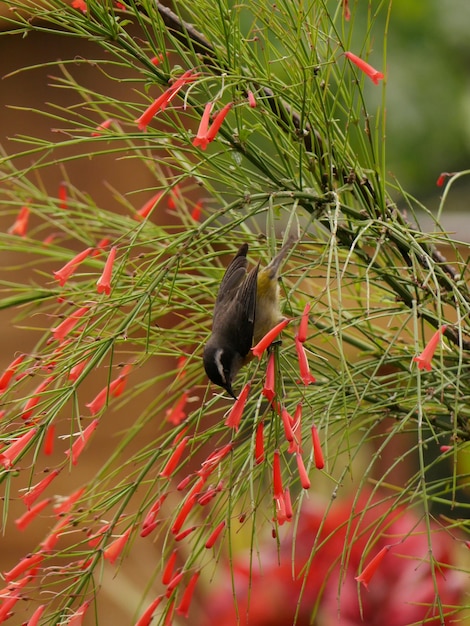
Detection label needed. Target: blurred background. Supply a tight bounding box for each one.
[0,1,469,623]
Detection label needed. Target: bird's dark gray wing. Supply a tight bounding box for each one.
[212,263,258,357]
[210,245,258,357]
[213,244,249,313]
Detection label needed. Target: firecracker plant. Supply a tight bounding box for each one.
[0,1,469,624]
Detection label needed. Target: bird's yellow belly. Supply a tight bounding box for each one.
[254,273,282,344]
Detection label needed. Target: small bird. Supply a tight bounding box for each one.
[203,236,296,398]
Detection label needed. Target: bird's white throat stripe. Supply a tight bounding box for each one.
[214,348,226,384]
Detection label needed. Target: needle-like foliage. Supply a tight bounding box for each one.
[0,1,469,624]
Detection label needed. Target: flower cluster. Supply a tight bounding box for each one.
[197,490,466,625]
[223,304,320,526]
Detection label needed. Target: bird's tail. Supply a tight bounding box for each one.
[265,228,299,278]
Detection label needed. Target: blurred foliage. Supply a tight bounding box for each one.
[384,0,470,200]
[0,1,469,624]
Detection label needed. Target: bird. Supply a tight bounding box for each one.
[203,236,296,399]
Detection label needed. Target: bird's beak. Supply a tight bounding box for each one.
[225,383,238,400]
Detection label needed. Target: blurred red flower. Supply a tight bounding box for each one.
[199,491,465,625]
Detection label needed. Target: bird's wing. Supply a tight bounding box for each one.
[213,244,248,312]
[212,246,258,357]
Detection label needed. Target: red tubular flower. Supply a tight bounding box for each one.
[198,443,233,479]
[201,491,467,626]
[21,376,54,420]
[225,382,250,430]
[42,232,59,245]
[136,70,199,130]
[4,552,44,582]
[198,486,218,506]
[160,436,190,478]
[53,248,92,286]
[150,53,166,66]
[68,355,91,382]
[262,351,276,401]
[205,520,226,549]
[255,421,265,465]
[0,353,25,393]
[191,200,203,221]
[135,595,164,626]
[272,449,283,499]
[165,390,190,425]
[161,70,199,110]
[26,604,46,626]
[162,549,178,585]
[187,476,206,502]
[252,319,290,358]
[41,514,72,552]
[436,172,452,187]
[0,427,37,469]
[206,102,233,142]
[8,205,30,237]
[297,302,311,343]
[343,0,351,20]
[0,593,21,621]
[175,526,197,542]
[166,570,185,595]
[140,514,159,538]
[288,403,303,454]
[0,573,31,599]
[92,237,111,256]
[43,423,55,456]
[172,424,188,443]
[192,102,213,149]
[414,325,447,371]
[77,557,93,571]
[51,306,90,342]
[22,468,61,509]
[440,445,452,453]
[344,51,384,84]
[281,408,295,443]
[311,424,325,469]
[171,494,198,535]
[167,184,180,209]
[71,0,87,12]
[91,118,114,136]
[96,245,117,295]
[296,453,311,489]
[15,498,51,531]
[193,101,233,149]
[65,419,99,465]
[103,528,132,565]
[58,181,67,210]
[176,571,200,618]
[135,191,162,220]
[87,520,112,548]
[136,93,171,130]
[275,491,287,526]
[146,493,167,520]
[176,355,188,379]
[109,363,132,397]
[86,366,131,415]
[295,336,316,385]
[67,600,91,626]
[284,488,293,521]
[54,487,86,517]
[176,476,191,492]
[355,545,391,589]
[247,90,257,108]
